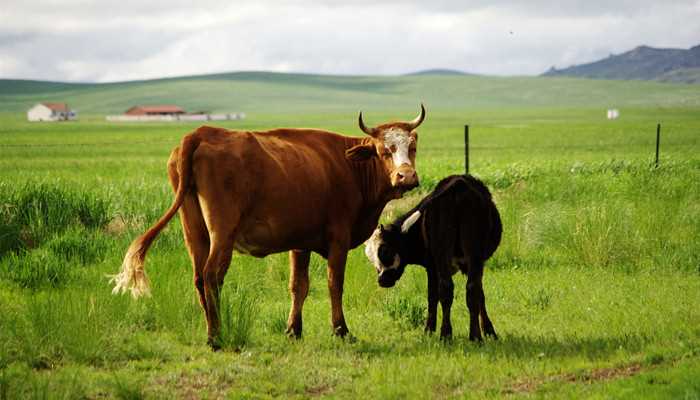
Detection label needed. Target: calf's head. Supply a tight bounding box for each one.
[345,105,425,196]
[364,211,421,288]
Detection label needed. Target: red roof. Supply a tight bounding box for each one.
[42,103,69,112]
[125,105,185,115]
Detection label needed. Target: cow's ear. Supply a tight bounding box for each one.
[345,144,376,161]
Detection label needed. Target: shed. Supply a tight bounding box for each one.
[27,103,77,122]
[124,105,186,116]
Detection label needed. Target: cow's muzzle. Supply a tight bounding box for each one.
[392,165,419,191]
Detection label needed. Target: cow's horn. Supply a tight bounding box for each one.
[406,103,426,130]
[358,111,377,137]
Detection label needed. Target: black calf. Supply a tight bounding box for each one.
[365,174,502,340]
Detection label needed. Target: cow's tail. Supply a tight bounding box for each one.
[110,132,201,298]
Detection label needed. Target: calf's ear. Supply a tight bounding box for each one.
[345,144,376,161]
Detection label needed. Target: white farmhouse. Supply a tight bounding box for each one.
[27,103,77,122]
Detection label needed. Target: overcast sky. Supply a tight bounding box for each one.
[1,0,699,82]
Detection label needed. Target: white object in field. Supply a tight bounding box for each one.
[27,103,77,122]
[607,109,620,120]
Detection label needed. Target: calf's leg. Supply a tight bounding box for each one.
[480,299,498,339]
[439,275,454,338]
[286,250,311,338]
[425,266,439,333]
[466,262,485,341]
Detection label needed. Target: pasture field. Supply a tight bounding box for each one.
[0,103,699,399]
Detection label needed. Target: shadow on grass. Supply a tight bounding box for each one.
[345,331,650,361]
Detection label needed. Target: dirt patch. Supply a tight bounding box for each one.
[151,370,234,400]
[564,363,643,383]
[504,362,645,394]
[306,383,333,397]
[105,215,129,235]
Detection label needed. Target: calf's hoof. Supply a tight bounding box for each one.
[440,326,452,339]
[468,334,484,343]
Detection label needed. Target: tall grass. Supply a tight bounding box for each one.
[0,182,110,258]
[488,159,700,273]
[218,279,261,351]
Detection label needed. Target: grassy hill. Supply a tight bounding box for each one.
[2,71,700,116]
[543,44,700,83]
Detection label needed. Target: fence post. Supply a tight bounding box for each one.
[655,123,661,168]
[464,125,469,175]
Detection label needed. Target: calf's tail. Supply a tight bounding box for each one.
[110,132,201,298]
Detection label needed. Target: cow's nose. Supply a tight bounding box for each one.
[398,170,415,182]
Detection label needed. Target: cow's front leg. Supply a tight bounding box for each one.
[327,240,350,337]
[425,266,438,333]
[439,275,454,339]
[286,250,310,338]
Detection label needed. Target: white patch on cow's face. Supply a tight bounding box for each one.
[383,128,413,168]
[364,228,400,272]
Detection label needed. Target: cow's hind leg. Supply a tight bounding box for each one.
[181,195,210,311]
[168,152,210,310]
[198,200,239,349]
[286,250,310,338]
[202,230,236,350]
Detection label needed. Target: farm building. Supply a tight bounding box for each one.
[27,103,77,122]
[124,105,186,116]
[106,105,245,122]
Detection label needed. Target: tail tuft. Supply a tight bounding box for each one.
[109,243,151,298]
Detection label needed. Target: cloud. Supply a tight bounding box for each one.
[1,0,699,81]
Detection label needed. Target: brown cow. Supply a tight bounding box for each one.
[111,106,426,348]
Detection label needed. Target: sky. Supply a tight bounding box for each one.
[1,0,699,83]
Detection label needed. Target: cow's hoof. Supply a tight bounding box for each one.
[207,337,222,351]
[332,325,350,338]
[285,327,303,340]
[485,331,499,340]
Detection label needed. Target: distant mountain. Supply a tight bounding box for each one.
[542,44,700,83]
[404,69,472,76]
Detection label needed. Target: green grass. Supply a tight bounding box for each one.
[0,79,699,398]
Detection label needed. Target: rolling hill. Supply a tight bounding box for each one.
[2,70,700,115]
[542,44,700,83]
